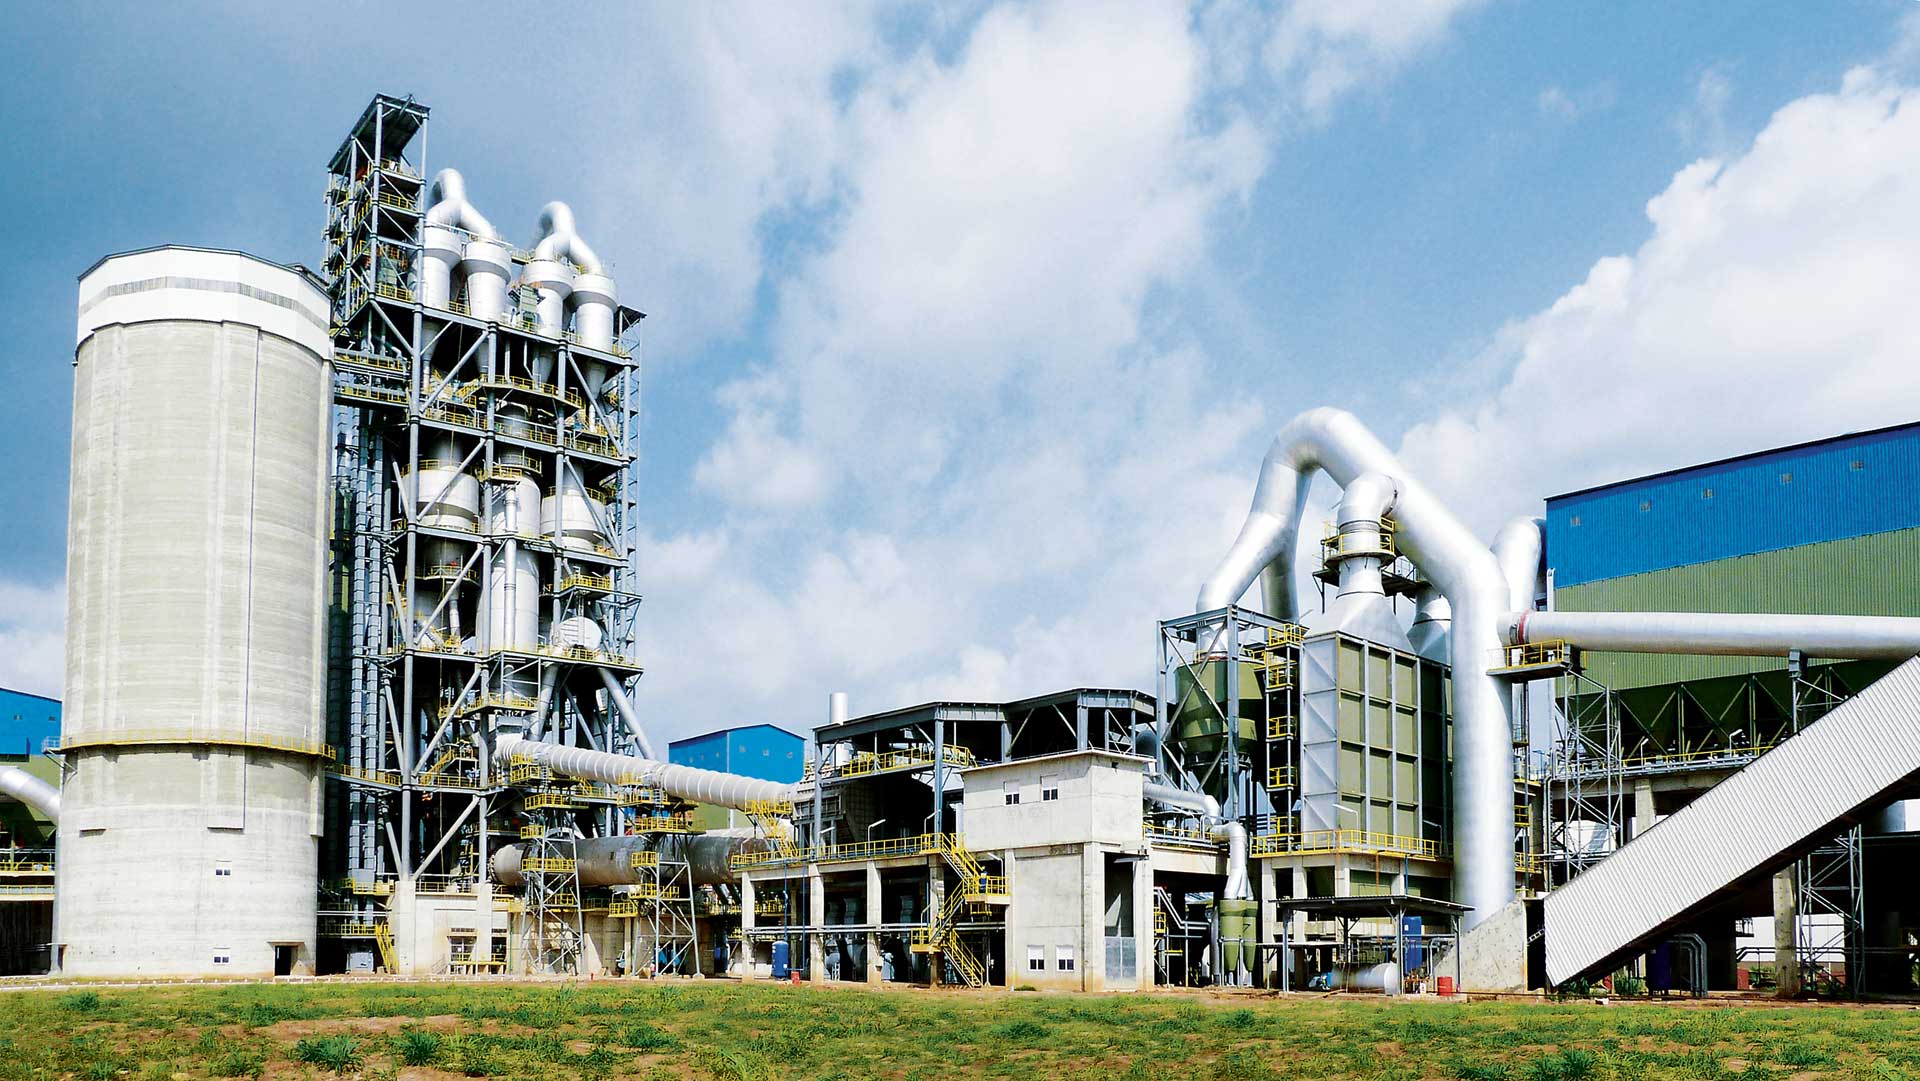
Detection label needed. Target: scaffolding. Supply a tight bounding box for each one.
[320,94,645,975]
[1542,664,1624,888]
[1791,655,1865,996]
[1153,605,1303,824]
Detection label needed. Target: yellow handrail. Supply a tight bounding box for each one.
[1250,829,1445,861]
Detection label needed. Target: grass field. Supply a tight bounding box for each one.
[1,981,1917,1081]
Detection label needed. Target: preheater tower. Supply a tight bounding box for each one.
[58,247,333,976]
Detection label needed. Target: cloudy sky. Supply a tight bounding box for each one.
[3,2,1919,741]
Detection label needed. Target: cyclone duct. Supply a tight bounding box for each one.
[61,247,333,976]
[1196,408,1516,927]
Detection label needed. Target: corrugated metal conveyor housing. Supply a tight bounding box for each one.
[1543,655,1920,986]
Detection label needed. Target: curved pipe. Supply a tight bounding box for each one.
[1333,471,1398,599]
[493,833,768,888]
[1506,611,1920,661]
[425,169,500,237]
[1408,583,1452,660]
[0,765,58,821]
[495,734,800,811]
[1142,782,1247,899]
[1195,408,1514,926]
[1492,517,1545,613]
[597,667,657,759]
[532,202,604,273]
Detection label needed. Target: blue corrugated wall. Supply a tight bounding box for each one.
[0,688,60,758]
[667,724,805,783]
[1546,423,1920,587]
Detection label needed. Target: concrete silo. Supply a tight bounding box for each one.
[57,247,333,976]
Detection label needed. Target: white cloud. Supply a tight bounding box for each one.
[1674,63,1736,153]
[632,0,1489,738]
[1264,0,1485,116]
[1538,85,1577,120]
[1401,67,1920,535]
[0,578,63,699]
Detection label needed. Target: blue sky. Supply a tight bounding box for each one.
[4,2,1920,740]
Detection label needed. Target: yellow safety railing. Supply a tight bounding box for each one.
[333,349,408,374]
[374,190,420,212]
[479,460,543,482]
[965,875,1009,900]
[731,831,944,869]
[1618,743,1776,772]
[374,922,398,970]
[628,851,660,870]
[520,857,577,874]
[1494,639,1573,672]
[519,824,545,840]
[1250,829,1445,861]
[807,744,978,781]
[555,572,613,594]
[328,763,403,787]
[318,920,385,938]
[0,852,55,875]
[1321,516,1397,559]
[1265,765,1297,790]
[744,798,794,818]
[60,729,336,760]
[608,899,640,918]
[1146,822,1216,848]
[508,762,552,785]
[374,281,414,303]
[1266,715,1297,741]
[618,784,669,807]
[631,811,694,834]
[523,790,580,811]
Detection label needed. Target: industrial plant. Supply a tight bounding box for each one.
[2,93,1917,998]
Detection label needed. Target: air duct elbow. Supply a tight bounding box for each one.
[1143,781,1219,821]
[0,765,58,822]
[1492,517,1545,613]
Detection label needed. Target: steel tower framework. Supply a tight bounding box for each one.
[320,95,646,973]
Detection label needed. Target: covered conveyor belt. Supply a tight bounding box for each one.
[1543,655,1920,986]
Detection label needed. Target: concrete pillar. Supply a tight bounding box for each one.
[1632,779,1656,842]
[1256,859,1278,988]
[865,861,884,985]
[740,874,756,980]
[1132,850,1153,991]
[1082,845,1104,992]
[1774,865,1801,997]
[808,867,826,982]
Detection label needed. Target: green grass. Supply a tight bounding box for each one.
[0,981,1917,1080]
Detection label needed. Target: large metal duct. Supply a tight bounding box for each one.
[597,668,657,760]
[0,766,59,821]
[494,734,800,811]
[63,247,332,977]
[1504,611,1920,660]
[493,833,770,888]
[422,169,500,309]
[1195,408,1515,927]
[524,202,610,339]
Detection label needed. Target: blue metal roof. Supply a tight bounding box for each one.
[1545,421,1920,587]
[0,688,60,758]
[668,723,805,784]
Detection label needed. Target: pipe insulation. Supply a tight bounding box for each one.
[1143,780,1250,986]
[1491,517,1545,613]
[1505,611,1920,660]
[597,667,657,759]
[0,765,58,821]
[494,734,801,810]
[1195,407,1515,927]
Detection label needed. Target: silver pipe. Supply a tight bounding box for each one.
[1194,407,1514,927]
[1143,780,1219,820]
[1505,610,1920,660]
[1141,782,1247,900]
[422,169,501,310]
[524,666,562,743]
[0,765,58,821]
[493,833,766,888]
[494,734,800,810]
[1491,517,1545,613]
[1408,582,1452,660]
[597,667,657,759]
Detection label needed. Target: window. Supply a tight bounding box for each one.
[1057,945,1075,972]
[1004,782,1020,806]
[1041,775,1060,802]
[1638,500,1652,513]
[1780,471,1793,485]
[213,949,232,966]
[1027,945,1045,972]
[1700,487,1713,500]
[214,864,233,878]
[1851,460,1865,471]
[1568,515,1581,527]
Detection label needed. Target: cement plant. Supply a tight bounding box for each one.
[6,93,1920,1016]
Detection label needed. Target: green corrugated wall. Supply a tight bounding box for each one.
[1552,526,1920,690]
